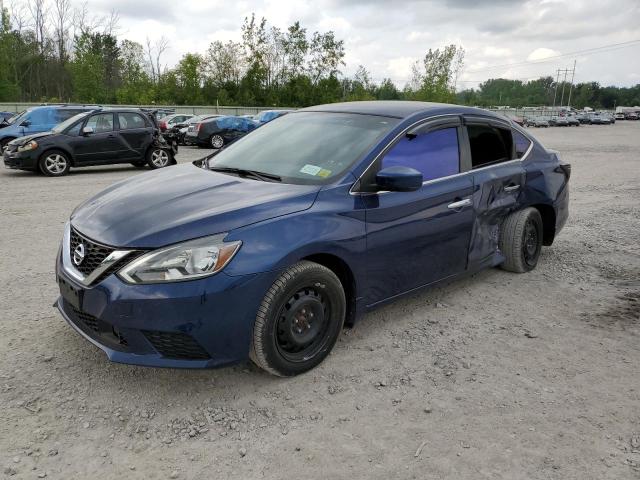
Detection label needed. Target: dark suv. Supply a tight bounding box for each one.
[3,109,177,176]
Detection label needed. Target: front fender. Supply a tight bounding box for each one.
[223,182,367,286]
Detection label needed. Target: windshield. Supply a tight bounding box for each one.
[209,112,399,184]
[52,112,90,133]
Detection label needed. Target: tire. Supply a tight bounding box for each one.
[250,261,346,377]
[499,207,543,273]
[210,134,224,149]
[146,147,171,169]
[39,150,70,176]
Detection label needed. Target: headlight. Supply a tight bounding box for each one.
[118,234,241,284]
[17,140,38,152]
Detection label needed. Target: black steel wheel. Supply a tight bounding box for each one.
[499,207,543,273]
[250,261,346,376]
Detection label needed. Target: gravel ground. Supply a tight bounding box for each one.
[1,123,639,480]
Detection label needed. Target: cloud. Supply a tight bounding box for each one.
[527,48,562,61]
[12,0,637,88]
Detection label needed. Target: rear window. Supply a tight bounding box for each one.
[468,125,513,168]
[513,130,532,158]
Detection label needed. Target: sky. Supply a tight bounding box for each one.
[17,0,640,88]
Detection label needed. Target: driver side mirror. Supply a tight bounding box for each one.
[20,120,31,127]
[375,166,423,192]
[82,126,94,136]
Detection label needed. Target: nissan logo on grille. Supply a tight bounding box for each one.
[73,243,86,266]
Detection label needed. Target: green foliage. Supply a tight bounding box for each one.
[405,45,464,103]
[457,77,640,109]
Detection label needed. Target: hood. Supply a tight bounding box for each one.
[9,131,56,146]
[71,163,320,248]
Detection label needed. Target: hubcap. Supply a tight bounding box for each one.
[151,149,169,167]
[211,135,224,149]
[45,154,67,174]
[276,288,330,362]
[523,220,539,266]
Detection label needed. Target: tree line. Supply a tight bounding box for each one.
[1,2,638,109]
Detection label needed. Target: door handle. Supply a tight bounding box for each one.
[504,184,520,192]
[447,198,472,210]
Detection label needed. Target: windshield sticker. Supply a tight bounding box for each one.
[300,164,322,176]
[317,168,331,178]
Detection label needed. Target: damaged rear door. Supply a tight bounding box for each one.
[463,116,526,268]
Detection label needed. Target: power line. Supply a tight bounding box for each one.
[466,39,640,73]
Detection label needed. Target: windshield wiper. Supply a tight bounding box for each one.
[210,166,282,182]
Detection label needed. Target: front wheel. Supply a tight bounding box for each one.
[250,261,346,376]
[147,148,171,169]
[39,150,70,176]
[499,207,543,273]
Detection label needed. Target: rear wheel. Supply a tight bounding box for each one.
[499,207,543,273]
[250,261,346,376]
[39,150,70,177]
[210,134,224,149]
[146,147,171,169]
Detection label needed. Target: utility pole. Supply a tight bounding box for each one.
[559,68,568,107]
[552,69,560,108]
[552,64,576,110]
[567,60,577,108]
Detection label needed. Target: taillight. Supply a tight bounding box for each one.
[196,123,202,132]
[159,121,167,130]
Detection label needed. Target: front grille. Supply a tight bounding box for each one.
[142,330,210,360]
[70,228,115,276]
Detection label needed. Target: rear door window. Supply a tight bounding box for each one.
[381,127,460,182]
[118,113,147,130]
[467,124,514,168]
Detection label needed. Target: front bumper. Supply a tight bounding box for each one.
[55,251,275,368]
[3,148,39,169]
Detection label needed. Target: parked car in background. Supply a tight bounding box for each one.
[158,113,194,132]
[566,116,580,126]
[151,108,175,120]
[549,116,569,127]
[184,115,222,145]
[575,113,591,124]
[253,109,293,125]
[55,101,570,375]
[3,109,176,176]
[0,111,14,124]
[524,117,549,128]
[615,112,626,120]
[588,113,610,125]
[0,105,98,151]
[194,115,259,148]
[626,112,639,120]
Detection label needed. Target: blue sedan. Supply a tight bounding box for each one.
[55,101,570,376]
